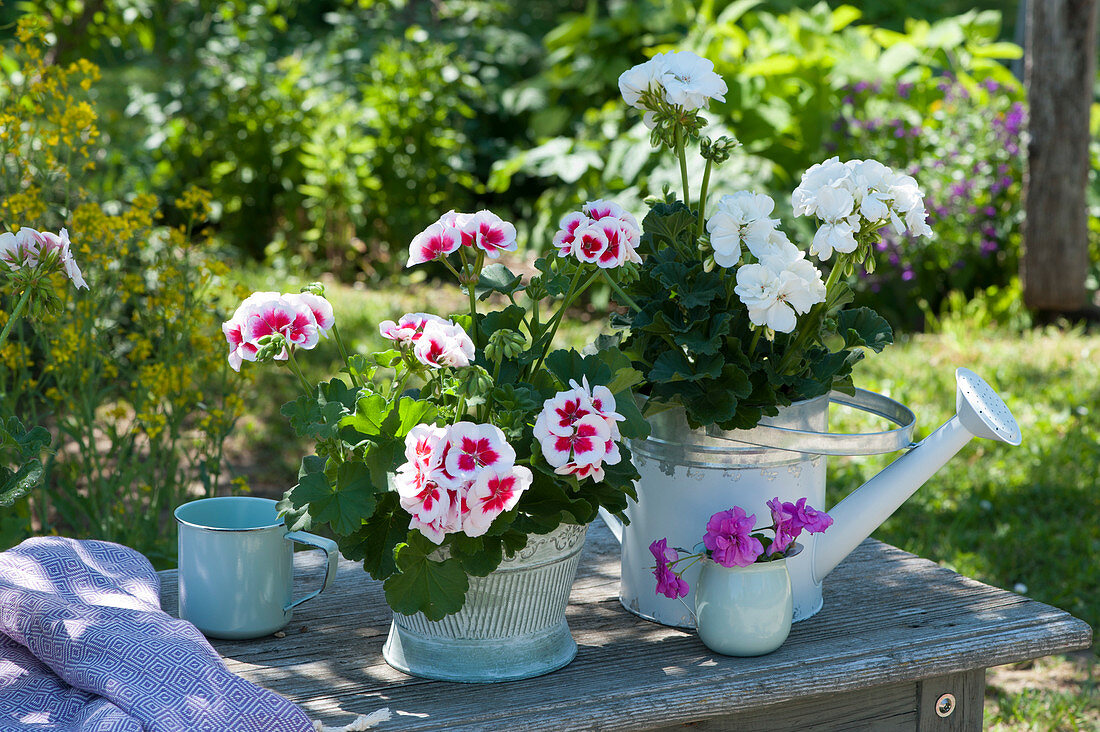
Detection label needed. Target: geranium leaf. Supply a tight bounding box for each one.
[640,201,696,253]
[337,494,409,580]
[450,533,504,577]
[838,307,894,353]
[384,534,470,621]
[648,350,723,383]
[476,263,523,301]
[285,458,375,536]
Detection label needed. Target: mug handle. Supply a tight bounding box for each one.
[283,531,339,611]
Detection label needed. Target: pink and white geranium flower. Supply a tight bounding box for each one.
[534,378,624,482]
[395,422,531,544]
[407,221,462,267]
[222,291,334,371]
[407,209,518,265]
[553,199,642,268]
[412,320,475,369]
[443,421,516,481]
[0,227,88,289]
[463,464,534,538]
[379,312,447,347]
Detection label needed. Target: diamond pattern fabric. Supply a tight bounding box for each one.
[0,537,313,731]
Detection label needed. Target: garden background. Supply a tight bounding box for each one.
[1,0,1098,728]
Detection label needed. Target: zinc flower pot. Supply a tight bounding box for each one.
[694,555,793,657]
[382,522,588,683]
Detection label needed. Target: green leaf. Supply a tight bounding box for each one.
[0,459,42,508]
[284,457,376,536]
[384,533,470,620]
[648,350,723,383]
[449,533,505,577]
[544,350,612,390]
[838,308,894,353]
[337,494,408,580]
[476,263,524,301]
[640,202,696,254]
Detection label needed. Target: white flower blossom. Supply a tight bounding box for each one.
[618,51,727,116]
[705,191,781,268]
[793,157,933,261]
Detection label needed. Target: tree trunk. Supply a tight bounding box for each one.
[1021,0,1099,312]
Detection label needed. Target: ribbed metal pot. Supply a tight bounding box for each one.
[382,522,588,683]
[620,396,829,627]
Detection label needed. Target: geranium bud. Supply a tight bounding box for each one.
[460,368,494,398]
[301,282,326,297]
[702,255,715,273]
[485,329,525,362]
[255,333,288,363]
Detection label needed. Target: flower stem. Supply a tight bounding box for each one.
[530,264,588,378]
[601,269,643,313]
[285,349,313,397]
[330,323,362,389]
[696,157,713,239]
[748,327,762,360]
[0,286,33,353]
[675,125,691,211]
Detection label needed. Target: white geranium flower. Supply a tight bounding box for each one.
[813,185,856,223]
[733,264,779,309]
[618,58,664,109]
[655,51,727,111]
[705,191,780,268]
[810,220,858,260]
[792,157,849,217]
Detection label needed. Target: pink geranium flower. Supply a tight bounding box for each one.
[378,312,447,346]
[703,507,764,568]
[407,221,462,267]
[460,210,518,258]
[0,227,88,289]
[412,320,475,369]
[767,496,833,555]
[442,422,516,481]
[552,199,642,268]
[222,291,334,371]
[463,465,533,538]
[552,211,592,257]
[534,378,625,481]
[649,539,689,599]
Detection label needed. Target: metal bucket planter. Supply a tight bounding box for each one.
[382,522,588,683]
[619,396,831,627]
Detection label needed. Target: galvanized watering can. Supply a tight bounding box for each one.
[601,368,1022,626]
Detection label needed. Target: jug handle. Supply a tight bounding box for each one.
[704,388,917,457]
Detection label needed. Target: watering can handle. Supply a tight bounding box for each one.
[703,388,917,457]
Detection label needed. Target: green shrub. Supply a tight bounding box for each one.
[0,22,251,563]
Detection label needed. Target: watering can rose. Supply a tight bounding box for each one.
[650,500,833,600]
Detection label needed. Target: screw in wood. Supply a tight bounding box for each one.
[935,693,956,718]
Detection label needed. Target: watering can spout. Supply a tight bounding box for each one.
[812,368,1022,583]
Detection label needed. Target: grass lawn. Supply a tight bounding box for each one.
[226,274,1099,730]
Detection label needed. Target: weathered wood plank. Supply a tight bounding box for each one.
[158,523,1092,730]
[916,670,985,731]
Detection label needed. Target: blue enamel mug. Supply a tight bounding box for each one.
[174,496,338,639]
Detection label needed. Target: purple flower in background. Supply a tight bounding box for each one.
[704,507,763,568]
[902,267,915,281]
[980,239,999,255]
[897,81,914,99]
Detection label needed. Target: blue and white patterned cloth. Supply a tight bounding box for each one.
[0,537,314,731]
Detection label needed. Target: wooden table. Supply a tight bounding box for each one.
[158,522,1092,731]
